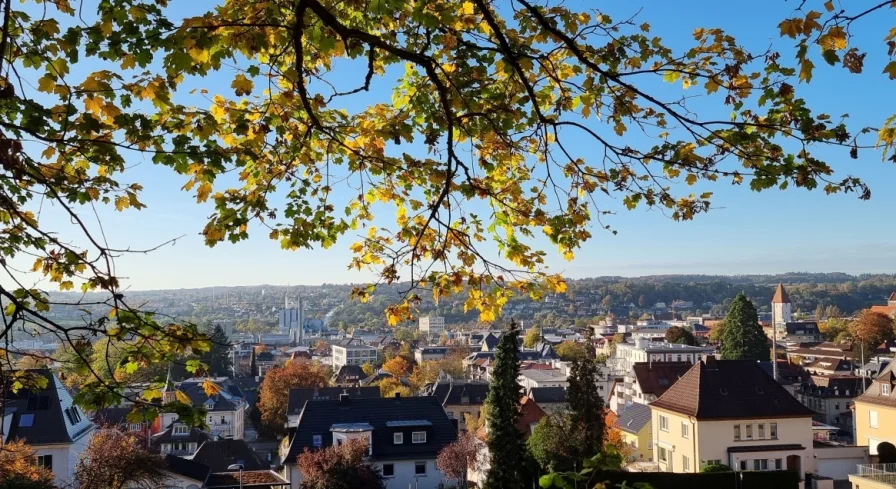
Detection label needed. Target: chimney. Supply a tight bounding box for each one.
[704,356,718,370]
[339,393,350,404]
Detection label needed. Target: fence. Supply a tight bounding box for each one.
[856,464,896,486]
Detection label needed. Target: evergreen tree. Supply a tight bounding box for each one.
[567,358,606,460]
[250,349,258,377]
[720,293,769,361]
[484,321,527,489]
[202,325,233,377]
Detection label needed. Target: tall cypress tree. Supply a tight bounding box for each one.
[720,293,770,361]
[484,320,527,489]
[250,349,258,377]
[567,358,606,460]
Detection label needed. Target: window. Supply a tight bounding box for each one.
[129,423,142,432]
[173,425,189,435]
[758,423,765,439]
[415,461,427,475]
[19,414,35,427]
[36,455,52,470]
[770,423,778,439]
[220,416,226,424]
[759,460,769,471]
[394,433,404,444]
[648,440,653,449]
[775,459,782,470]
[739,461,747,471]
[412,431,426,443]
[745,424,753,440]
[734,424,741,441]
[706,459,722,466]
[382,464,394,477]
[658,447,668,463]
[659,415,669,432]
[681,422,689,439]
[870,410,879,428]
[883,384,891,396]
[682,455,690,472]
[754,460,761,471]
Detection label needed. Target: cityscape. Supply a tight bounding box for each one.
[3,0,896,489]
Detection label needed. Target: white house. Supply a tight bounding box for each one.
[156,376,249,440]
[331,342,378,368]
[1,370,95,488]
[280,395,456,489]
[610,337,714,375]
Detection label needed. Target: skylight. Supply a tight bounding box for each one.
[19,414,35,427]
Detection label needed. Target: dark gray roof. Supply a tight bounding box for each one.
[428,381,489,406]
[466,351,543,362]
[333,365,365,384]
[785,322,821,335]
[164,454,210,483]
[178,380,244,411]
[93,407,133,425]
[482,334,500,350]
[192,439,269,472]
[615,403,652,434]
[528,387,567,404]
[151,425,212,447]
[1,369,94,444]
[256,351,275,362]
[418,347,450,355]
[285,396,456,463]
[287,387,380,415]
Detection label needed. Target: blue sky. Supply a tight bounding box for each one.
[13,0,896,290]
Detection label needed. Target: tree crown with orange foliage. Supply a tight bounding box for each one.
[259,361,330,433]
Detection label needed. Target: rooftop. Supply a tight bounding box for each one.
[287,387,380,415]
[631,362,691,397]
[772,283,791,304]
[615,403,652,434]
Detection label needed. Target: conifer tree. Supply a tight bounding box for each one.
[250,349,258,377]
[567,358,606,459]
[720,293,769,361]
[484,321,527,489]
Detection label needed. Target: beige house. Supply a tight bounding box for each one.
[650,358,815,476]
[853,362,896,456]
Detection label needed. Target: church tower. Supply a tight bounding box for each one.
[161,364,176,404]
[772,283,792,326]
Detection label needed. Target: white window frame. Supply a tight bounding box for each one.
[681,421,689,439]
[659,415,669,432]
[758,423,765,439]
[414,461,427,475]
[173,425,189,435]
[393,432,404,444]
[682,455,690,472]
[412,431,426,443]
[870,410,879,428]
[734,424,741,441]
[883,384,891,396]
[745,424,753,440]
[36,455,52,470]
[770,422,778,439]
[658,446,668,463]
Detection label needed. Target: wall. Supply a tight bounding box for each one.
[854,400,896,455]
[813,445,868,480]
[621,424,653,463]
[444,403,484,431]
[374,459,447,489]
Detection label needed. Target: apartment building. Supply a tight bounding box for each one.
[610,338,714,375]
[853,362,896,456]
[331,342,378,368]
[418,316,445,336]
[650,358,815,475]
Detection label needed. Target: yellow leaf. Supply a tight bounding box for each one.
[778,18,803,38]
[202,380,220,397]
[231,74,254,96]
[705,78,720,94]
[189,47,210,63]
[37,75,56,93]
[461,1,474,15]
[175,390,192,405]
[84,97,103,115]
[114,196,130,211]
[121,55,137,70]
[884,61,896,80]
[196,181,213,202]
[685,174,697,186]
[799,58,814,83]
[269,229,279,239]
[563,250,574,260]
[41,146,56,160]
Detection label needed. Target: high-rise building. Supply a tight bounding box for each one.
[418,316,445,336]
[279,290,304,345]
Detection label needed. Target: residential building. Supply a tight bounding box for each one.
[857,358,892,380]
[794,376,868,440]
[771,283,793,326]
[650,358,815,475]
[758,360,811,396]
[418,316,445,337]
[804,358,855,377]
[155,377,248,440]
[281,395,457,489]
[161,451,288,489]
[615,403,653,463]
[93,406,152,438]
[786,342,854,364]
[869,291,896,318]
[415,346,450,363]
[0,370,95,488]
[425,380,488,430]
[848,463,896,489]
[333,365,366,386]
[331,342,378,368]
[527,386,568,413]
[610,337,714,375]
[612,361,691,413]
[518,369,568,390]
[765,322,825,344]
[191,439,270,472]
[151,423,211,457]
[853,361,896,456]
[287,387,380,428]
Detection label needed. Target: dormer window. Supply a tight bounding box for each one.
[204,399,215,409]
[883,384,891,396]
[394,433,404,444]
[173,424,189,435]
[412,431,426,443]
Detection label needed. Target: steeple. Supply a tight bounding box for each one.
[772,283,790,304]
[161,364,176,404]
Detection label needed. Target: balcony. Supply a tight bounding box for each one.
[849,464,896,488]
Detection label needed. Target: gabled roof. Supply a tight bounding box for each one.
[1,369,94,445]
[150,424,212,447]
[516,396,546,438]
[772,283,790,304]
[615,403,652,434]
[890,292,896,302]
[855,362,896,409]
[649,359,814,420]
[482,333,500,350]
[287,387,380,415]
[205,470,289,488]
[631,362,691,397]
[285,396,456,463]
[333,365,365,384]
[528,386,567,404]
[784,322,821,335]
[164,454,210,483]
[428,381,489,406]
[798,376,869,398]
[805,358,853,374]
[192,439,269,472]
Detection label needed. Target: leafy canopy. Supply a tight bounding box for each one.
[2,0,896,413]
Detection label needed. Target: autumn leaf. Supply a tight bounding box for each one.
[884,61,896,80]
[231,74,253,96]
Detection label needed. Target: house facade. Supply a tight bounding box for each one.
[650,359,815,476]
[615,403,653,463]
[331,343,378,368]
[0,370,95,488]
[281,396,456,489]
[853,362,896,456]
[610,338,713,376]
[156,377,248,440]
[425,380,488,431]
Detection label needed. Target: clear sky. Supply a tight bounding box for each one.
[13,0,896,291]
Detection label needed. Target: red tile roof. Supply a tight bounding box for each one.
[870,305,896,317]
[772,283,790,304]
[516,396,547,438]
[205,470,289,488]
[649,359,814,420]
